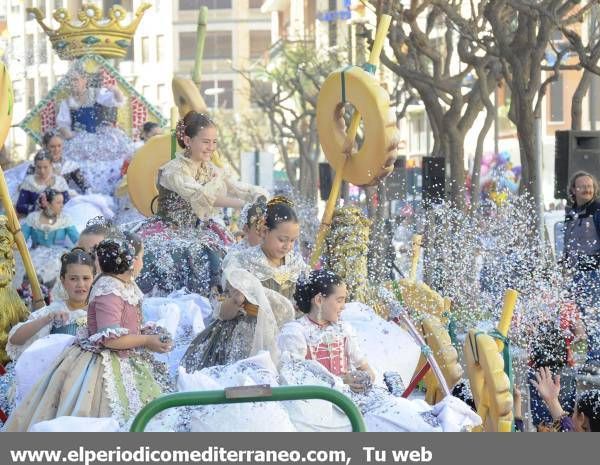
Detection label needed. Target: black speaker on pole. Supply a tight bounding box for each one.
[319,162,334,201]
[555,130,600,199]
[422,156,445,204]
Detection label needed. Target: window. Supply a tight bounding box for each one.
[179,0,231,9]
[53,0,64,9]
[38,40,47,64]
[141,36,150,63]
[156,35,165,62]
[204,31,232,59]
[179,32,196,60]
[249,0,264,8]
[103,0,133,11]
[249,30,271,59]
[201,79,233,109]
[12,80,22,103]
[26,78,35,108]
[408,112,427,155]
[550,74,564,122]
[25,34,34,65]
[142,85,152,99]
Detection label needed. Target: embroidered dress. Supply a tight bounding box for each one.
[57,88,133,195]
[3,275,169,432]
[277,316,482,432]
[180,267,294,373]
[15,174,70,215]
[5,301,87,362]
[137,154,267,297]
[14,211,79,286]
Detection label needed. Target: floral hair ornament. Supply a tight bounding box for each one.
[267,195,294,208]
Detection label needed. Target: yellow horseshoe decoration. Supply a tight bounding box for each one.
[316,66,398,186]
[418,316,463,405]
[463,329,513,432]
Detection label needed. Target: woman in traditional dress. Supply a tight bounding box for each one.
[3,234,172,432]
[16,150,70,216]
[180,197,307,372]
[136,111,267,297]
[56,66,133,195]
[34,131,89,194]
[16,189,79,287]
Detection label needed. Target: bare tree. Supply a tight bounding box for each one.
[238,41,348,202]
[481,0,599,207]
[365,0,501,209]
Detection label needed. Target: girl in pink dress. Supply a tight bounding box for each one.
[4,233,173,432]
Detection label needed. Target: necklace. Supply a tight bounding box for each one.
[43,209,57,225]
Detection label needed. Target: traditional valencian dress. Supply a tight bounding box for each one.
[15,174,70,215]
[56,87,133,195]
[25,158,89,194]
[14,210,79,286]
[137,153,267,297]
[180,267,295,373]
[3,275,168,432]
[277,316,482,432]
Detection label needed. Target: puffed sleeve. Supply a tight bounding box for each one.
[342,322,367,368]
[16,189,37,215]
[88,294,128,345]
[6,304,55,361]
[96,87,124,108]
[56,99,72,130]
[222,165,268,202]
[159,161,226,219]
[277,321,308,360]
[65,225,79,245]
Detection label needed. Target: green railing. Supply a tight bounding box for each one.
[130,385,366,432]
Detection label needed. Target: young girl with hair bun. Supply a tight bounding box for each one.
[276,270,482,433]
[4,233,173,432]
[222,196,308,300]
[181,196,305,372]
[137,110,267,297]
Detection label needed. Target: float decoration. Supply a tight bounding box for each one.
[18,54,167,144]
[26,3,151,60]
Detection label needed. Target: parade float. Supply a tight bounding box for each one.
[0,2,521,433]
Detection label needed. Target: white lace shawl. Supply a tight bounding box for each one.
[24,210,74,232]
[89,274,144,306]
[19,174,70,194]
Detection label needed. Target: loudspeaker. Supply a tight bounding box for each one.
[319,162,334,201]
[386,157,407,199]
[555,130,600,199]
[422,156,445,204]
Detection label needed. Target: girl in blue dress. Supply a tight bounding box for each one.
[17,189,79,287]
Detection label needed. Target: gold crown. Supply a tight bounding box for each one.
[27,3,151,60]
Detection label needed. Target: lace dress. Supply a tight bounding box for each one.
[3,275,169,432]
[137,154,267,297]
[57,88,134,195]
